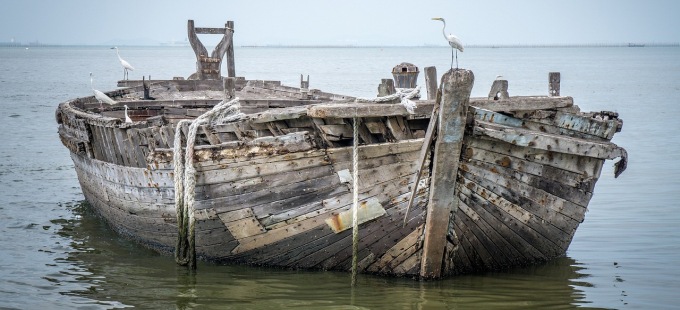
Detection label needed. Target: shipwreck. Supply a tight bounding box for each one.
[56,20,627,279]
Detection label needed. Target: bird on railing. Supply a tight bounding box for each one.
[124,105,133,123]
[111,47,135,80]
[90,72,117,111]
[432,17,464,69]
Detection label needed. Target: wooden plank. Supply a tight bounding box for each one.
[385,116,414,140]
[463,145,596,191]
[457,198,530,262]
[467,137,605,178]
[325,197,386,233]
[471,96,573,111]
[457,177,573,252]
[465,158,593,207]
[473,121,626,160]
[218,211,267,239]
[459,161,586,222]
[421,68,474,279]
[367,224,423,273]
[308,103,413,118]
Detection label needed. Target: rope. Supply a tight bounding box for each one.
[174,97,244,270]
[349,86,421,284]
[351,117,359,286]
[354,86,421,114]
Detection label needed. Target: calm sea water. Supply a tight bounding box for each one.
[0,45,678,309]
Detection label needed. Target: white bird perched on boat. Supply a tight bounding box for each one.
[90,72,117,111]
[111,47,135,80]
[432,17,464,69]
[124,105,133,123]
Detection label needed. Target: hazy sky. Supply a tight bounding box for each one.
[1,0,678,46]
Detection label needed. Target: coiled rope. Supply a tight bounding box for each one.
[173,97,244,269]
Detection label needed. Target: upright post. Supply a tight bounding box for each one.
[488,79,509,100]
[226,21,236,78]
[224,77,235,99]
[420,68,474,279]
[424,66,438,100]
[300,74,310,89]
[549,72,560,96]
[377,78,396,97]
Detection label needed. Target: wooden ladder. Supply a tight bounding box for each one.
[187,20,235,80]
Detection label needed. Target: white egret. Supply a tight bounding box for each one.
[90,72,117,111]
[111,47,135,80]
[432,17,464,69]
[124,105,133,123]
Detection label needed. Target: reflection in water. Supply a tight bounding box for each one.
[52,201,609,309]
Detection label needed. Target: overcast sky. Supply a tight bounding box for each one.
[1,0,678,46]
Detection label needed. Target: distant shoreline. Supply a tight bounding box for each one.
[1,43,678,48]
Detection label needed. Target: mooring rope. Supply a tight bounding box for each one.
[348,86,420,285]
[173,97,244,269]
[354,86,421,114]
[351,116,360,286]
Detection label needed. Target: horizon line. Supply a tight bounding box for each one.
[1,42,678,48]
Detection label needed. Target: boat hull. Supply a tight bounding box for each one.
[56,75,626,278]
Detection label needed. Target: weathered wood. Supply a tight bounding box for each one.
[424,66,438,101]
[488,79,509,100]
[224,77,235,99]
[473,121,627,160]
[56,46,628,278]
[187,20,234,80]
[403,86,440,224]
[378,78,397,97]
[421,68,474,279]
[308,96,573,119]
[472,96,573,112]
[226,21,236,78]
[472,107,615,141]
[325,197,386,233]
[549,72,560,96]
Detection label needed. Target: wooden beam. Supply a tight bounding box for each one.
[307,96,573,119]
[471,96,572,111]
[195,27,228,34]
[420,68,474,279]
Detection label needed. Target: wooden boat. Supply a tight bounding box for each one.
[55,20,627,278]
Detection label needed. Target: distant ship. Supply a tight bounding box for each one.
[628,43,645,47]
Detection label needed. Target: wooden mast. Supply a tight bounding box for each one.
[187,20,235,80]
[420,68,474,279]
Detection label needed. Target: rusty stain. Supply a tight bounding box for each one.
[465,147,473,159]
[498,156,511,168]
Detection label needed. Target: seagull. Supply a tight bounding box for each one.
[124,105,133,123]
[111,47,135,80]
[432,17,464,69]
[90,72,117,111]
